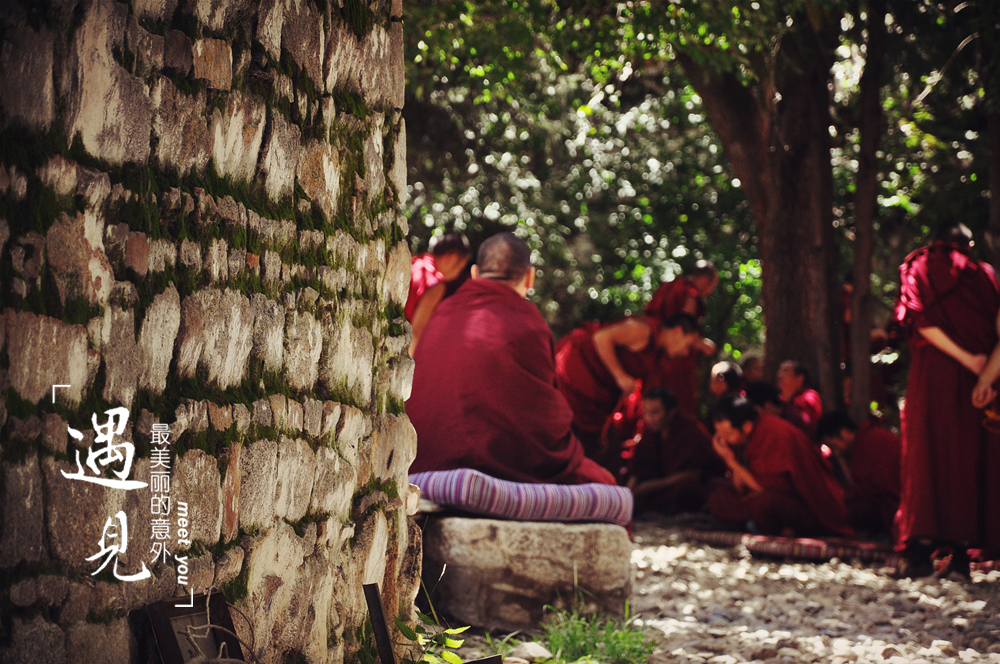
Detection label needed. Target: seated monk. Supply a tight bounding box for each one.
[817,411,901,537]
[741,354,765,384]
[555,311,702,458]
[707,395,854,537]
[405,231,472,356]
[623,388,725,514]
[777,360,823,440]
[407,232,614,485]
[644,261,719,417]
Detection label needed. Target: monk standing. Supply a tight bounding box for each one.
[555,311,702,458]
[707,395,854,537]
[894,223,1000,576]
[644,261,719,417]
[405,231,472,356]
[407,232,613,485]
[777,360,823,440]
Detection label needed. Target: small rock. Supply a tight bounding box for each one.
[509,642,553,662]
[881,647,901,659]
[10,578,38,606]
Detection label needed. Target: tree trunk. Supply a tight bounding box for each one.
[849,0,887,423]
[677,20,841,405]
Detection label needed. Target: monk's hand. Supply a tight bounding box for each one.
[711,434,735,464]
[615,373,637,394]
[972,380,996,409]
[967,353,988,375]
[732,466,763,497]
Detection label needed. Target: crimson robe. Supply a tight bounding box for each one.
[644,277,706,417]
[708,414,854,537]
[844,420,901,535]
[554,318,660,437]
[627,415,724,512]
[782,388,823,440]
[407,279,613,485]
[895,241,1000,555]
[404,254,442,322]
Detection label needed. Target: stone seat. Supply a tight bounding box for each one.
[420,515,633,631]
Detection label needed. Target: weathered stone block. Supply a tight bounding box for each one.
[364,113,386,201]
[65,618,130,664]
[287,398,304,431]
[262,112,302,201]
[239,439,278,530]
[263,249,281,284]
[210,92,266,184]
[41,413,68,454]
[124,232,150,276]
[274,437,314,522]
[215,544,244,586]
[46,211,114,307]
[163,29,192,74]
[309,446,355,518]
[320,318,374,407]
[252,398,272,427]
[423,518,633,631]
[371,414,417,484]
[68,0,152,164]
[175,289,254,389]
[208,402,233,431]
[0,455,46,567]
[282,0,324,91]
[335,405,368,468]
[303,398,323,438]
[269,393,288,429]
[389,119,407,203]
[297,139,340,220]
[137,284,181,393]
[102,306,140,409]
[41,458,126,570]
[36,574,69,606]
[221,441,241,542]
[173,449,223,545]
[9,578,36,607]
[251,293,284,372]
[179,237,202,272]
[233,403,251,432]
[192,38,232,90]
[126,14,165,74]
[284,310,322,392]
[0,26,55,131]
[7,311,89,406]
[134,0,179,23]
[204,238,229,282]
[152,77,211,176]
[148,239,177,272]
[0,615,66,664]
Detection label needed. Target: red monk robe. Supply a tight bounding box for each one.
[407,278,613,485]
[709,414,854,537]
[626,415,724,514]
[645,278,705,417]
[405,254,441,322]
[555,319,660,445]
[895,240,1000,556]
[844,421,901,535]
[782,388,823,440]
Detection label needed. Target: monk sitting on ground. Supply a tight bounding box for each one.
[777,360,823,439]
[707,395,854,537]
[555,311,702,458]
[406,231,472,356]
[623,388,724,514]
[407,232,614,485]
[817,411,901,537]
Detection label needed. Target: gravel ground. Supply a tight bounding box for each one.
[458,516,1000,664]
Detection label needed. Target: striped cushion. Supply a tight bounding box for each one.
[409,469,633,527]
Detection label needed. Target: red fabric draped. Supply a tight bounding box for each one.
[894,241,1000,554]
[846,420,901,534]
[709,414,854,537]
[782,388,823,439]
[404,254,442,322]
[407,279,612,485]
[644,277,706,417]
[554,318,659,435]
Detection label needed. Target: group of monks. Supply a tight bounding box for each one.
[404,223,999,578]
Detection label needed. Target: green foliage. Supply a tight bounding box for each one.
[397,611,470,664]
[538,605,656,664]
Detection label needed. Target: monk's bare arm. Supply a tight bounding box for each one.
[592,318,652,393]
[632,470,701,498]
[973,319,1000,407]
[408,282,447,357]
[917,326,987,374]
[711,434,763,496]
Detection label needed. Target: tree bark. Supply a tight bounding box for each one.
[849,0,887,422]
[677,20,841,406]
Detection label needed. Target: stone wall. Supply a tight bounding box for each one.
[0,0,418,662]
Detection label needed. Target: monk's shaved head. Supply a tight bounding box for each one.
[477,232,532,282]
[935,222,973,250]
[688,260,718,279]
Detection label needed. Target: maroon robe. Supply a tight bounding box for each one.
[554,318,660,436]
[407,279,613,485]
[645,277,706,418]
[895,241,1000,555]
[843,420,901,535]
[708,414,854,537]
[782,388,823,440]
[627,415,724,513]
